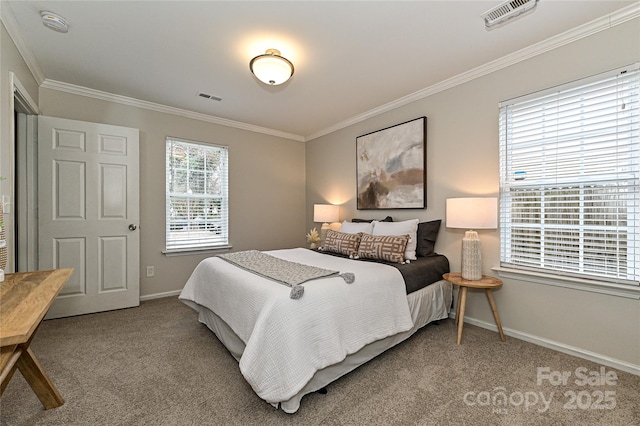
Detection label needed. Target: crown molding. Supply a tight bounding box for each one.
[2,2,303,142]
[306,3,640,141]
[3,0,637,143]
[40,80,305,142]
[0,2,45,85]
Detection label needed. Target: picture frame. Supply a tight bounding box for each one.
[356,116,426,210]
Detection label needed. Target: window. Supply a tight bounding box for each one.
[499,65,639,286]
[166,137,229,252]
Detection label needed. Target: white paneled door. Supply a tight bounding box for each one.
[38,116,140,319]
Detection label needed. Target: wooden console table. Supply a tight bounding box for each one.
[1,269,73,409]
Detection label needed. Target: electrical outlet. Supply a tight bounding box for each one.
[146,266,155,277]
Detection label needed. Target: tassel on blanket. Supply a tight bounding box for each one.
[289,273,354,299]
[290,285,304,299]
[340,273,355,284]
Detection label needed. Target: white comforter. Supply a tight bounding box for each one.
[179,248,414,405]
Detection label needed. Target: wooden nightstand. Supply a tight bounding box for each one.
[443,272,506,345]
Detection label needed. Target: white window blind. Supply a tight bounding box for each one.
[499,65,640,285]
[166,137,229,252]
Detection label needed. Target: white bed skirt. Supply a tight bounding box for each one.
[192,279,452,413]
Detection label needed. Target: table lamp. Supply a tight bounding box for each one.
[314,204,340,246]
[446,197,497,280]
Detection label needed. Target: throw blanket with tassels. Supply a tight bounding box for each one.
[218,250,354,299]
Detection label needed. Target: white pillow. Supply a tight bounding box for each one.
[340,221,374,234]
[372,219,419,260]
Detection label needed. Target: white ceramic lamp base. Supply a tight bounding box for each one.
[461,230,482,280]
[320,223,330,247]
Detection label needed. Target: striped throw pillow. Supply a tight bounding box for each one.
[357,233,409,264]
[323,230,362,257]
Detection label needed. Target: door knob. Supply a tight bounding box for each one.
[129,224,137,231]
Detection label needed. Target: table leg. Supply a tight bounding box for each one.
[485,289,506,342]
[455,286,462,325]
[457,286,468,345]
[16,347,64,409]
[1,345,21,395]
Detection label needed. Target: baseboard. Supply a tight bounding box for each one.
[449,312,640,376]
[140,289,182,301]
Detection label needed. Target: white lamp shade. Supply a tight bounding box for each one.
[250,49,294,85]
[313,204,340,223]
[446,198,497,230]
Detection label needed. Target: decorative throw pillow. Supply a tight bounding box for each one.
[323,230,362,257]
[351,216,393,223]
[340,221,374,234]
[416,220,442,257]
[357,233,409,264]
[372,218,419,260]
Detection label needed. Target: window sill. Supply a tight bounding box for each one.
[492,267,640,300]
[163,245,233,257]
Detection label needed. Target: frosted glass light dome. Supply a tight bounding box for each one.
[250,49,294,85]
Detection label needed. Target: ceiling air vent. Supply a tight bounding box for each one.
[482,0,538,30]
[197,92,222,102]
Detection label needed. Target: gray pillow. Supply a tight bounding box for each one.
[416,220,442,257]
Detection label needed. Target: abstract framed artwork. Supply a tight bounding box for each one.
[356,116,426,210]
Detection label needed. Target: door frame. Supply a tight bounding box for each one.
[10,72,39,273]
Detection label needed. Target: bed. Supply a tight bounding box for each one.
[179,221,451,413]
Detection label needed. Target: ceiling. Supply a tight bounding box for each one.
[3,1,638,140]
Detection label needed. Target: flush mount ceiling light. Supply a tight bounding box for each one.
[40,10,69,33]
[249,49,294,86]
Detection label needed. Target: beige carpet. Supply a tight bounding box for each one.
[1,297,638,425]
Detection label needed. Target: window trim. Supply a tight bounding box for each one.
[498,63,639,108]
[164,136,229,254]
[493,267,640,300]
[498,63,640,289]
[162,245,232,257]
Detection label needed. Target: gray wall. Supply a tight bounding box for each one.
[2,14,638,371]
[38,89,306,298]
[306,19,640,368]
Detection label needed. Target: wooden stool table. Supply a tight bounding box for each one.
[1,269,73,409]
[443,272,506,345]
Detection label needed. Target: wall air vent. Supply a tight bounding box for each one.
[197,92,222,102]
[482,0,538,30]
